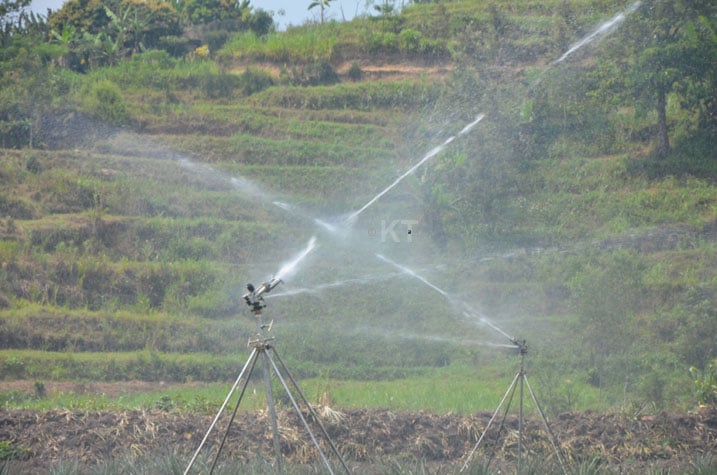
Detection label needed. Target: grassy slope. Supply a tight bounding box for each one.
[1,0,716,415]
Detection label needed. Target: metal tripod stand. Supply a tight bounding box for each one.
[184,282,350,475]
[460,339,570,475]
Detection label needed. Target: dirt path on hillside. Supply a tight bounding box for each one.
[231,58,455,82]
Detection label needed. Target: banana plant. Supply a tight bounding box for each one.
[308,0,333,24]
[104,4,153,56]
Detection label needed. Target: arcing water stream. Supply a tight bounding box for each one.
[375,253,516,343]
[344,114,485,226]
[273,236,318,282]
[267,271,405,299]
[551,1,642,65]
[375,254,450,299]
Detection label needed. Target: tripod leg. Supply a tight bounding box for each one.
[270,347,351,474]
[184,348,259,475]
[519,370,524,473]
[486,372,519,472]
[460,371,520,473]
[524,376,571,475]
[266,349,337,475]
[209,350,261,474]
[262,350,285,474]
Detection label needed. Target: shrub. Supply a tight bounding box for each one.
[198,71,239,99]
[280,61,340,87]
[399,28,423,53]
[237,67,274,96]
[690,362,717,407]
[84,80,130,125]
[304,61,340,86]
[157,35,200,57]
[25,155,41,174]
[347,61,363,81]
[365,31,399,53]
[0,194,35,219]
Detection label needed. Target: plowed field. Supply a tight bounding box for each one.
[1,405,715,473]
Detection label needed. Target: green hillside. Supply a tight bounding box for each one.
[1,0,716,423]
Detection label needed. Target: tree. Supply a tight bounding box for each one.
[104,4,151,54]
[373,0,395,18]
[0,1,61,148]
[616,0,717,159]
[47,0,115,36]
[179,0,248,25]
[0,0,31,30]
[49,0,181,63]
[308,0,332,25]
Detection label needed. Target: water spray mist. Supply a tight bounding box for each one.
[374,253,516,343]
[344,114,485,225]
[552,1,642,65]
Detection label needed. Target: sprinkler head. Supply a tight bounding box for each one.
[243,278,283,314]
[511,338,528,355]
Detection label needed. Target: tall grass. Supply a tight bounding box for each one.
[219,29,338,63]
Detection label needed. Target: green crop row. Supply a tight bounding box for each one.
[0,350,248,382]
[234,164,389,209]
[0,360,614,416]
[143,105,393,148]
[163,132,393,168]
[0,308,255,353]
[251,80,440,112]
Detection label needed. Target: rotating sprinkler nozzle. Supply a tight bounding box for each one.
[243,278,282,314]
[511,338,528,355]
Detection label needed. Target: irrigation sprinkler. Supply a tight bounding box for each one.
[242,277,282,314]
[184,246,349,475]
[460,338,570,475]
[373,253,568,474]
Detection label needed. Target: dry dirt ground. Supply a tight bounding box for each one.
[231,58,456,83]
[0,381,715,474]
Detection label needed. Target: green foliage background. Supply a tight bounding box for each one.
[0,0,716,417]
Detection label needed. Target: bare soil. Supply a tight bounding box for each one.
[231,57,455,83]
[0,385,715,474]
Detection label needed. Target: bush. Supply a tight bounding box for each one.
[0,194,35,219]
[364,31,399,53]
[304,61,340,86]
[157,35,200,57]
[690,363,717,407]
[84,80,130,125]
[399,28,423,53]
[238,67,274,96]
[25,155,41,174]
[197,71,239,99]
[280,61,340,87]
[347,61,363,81]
